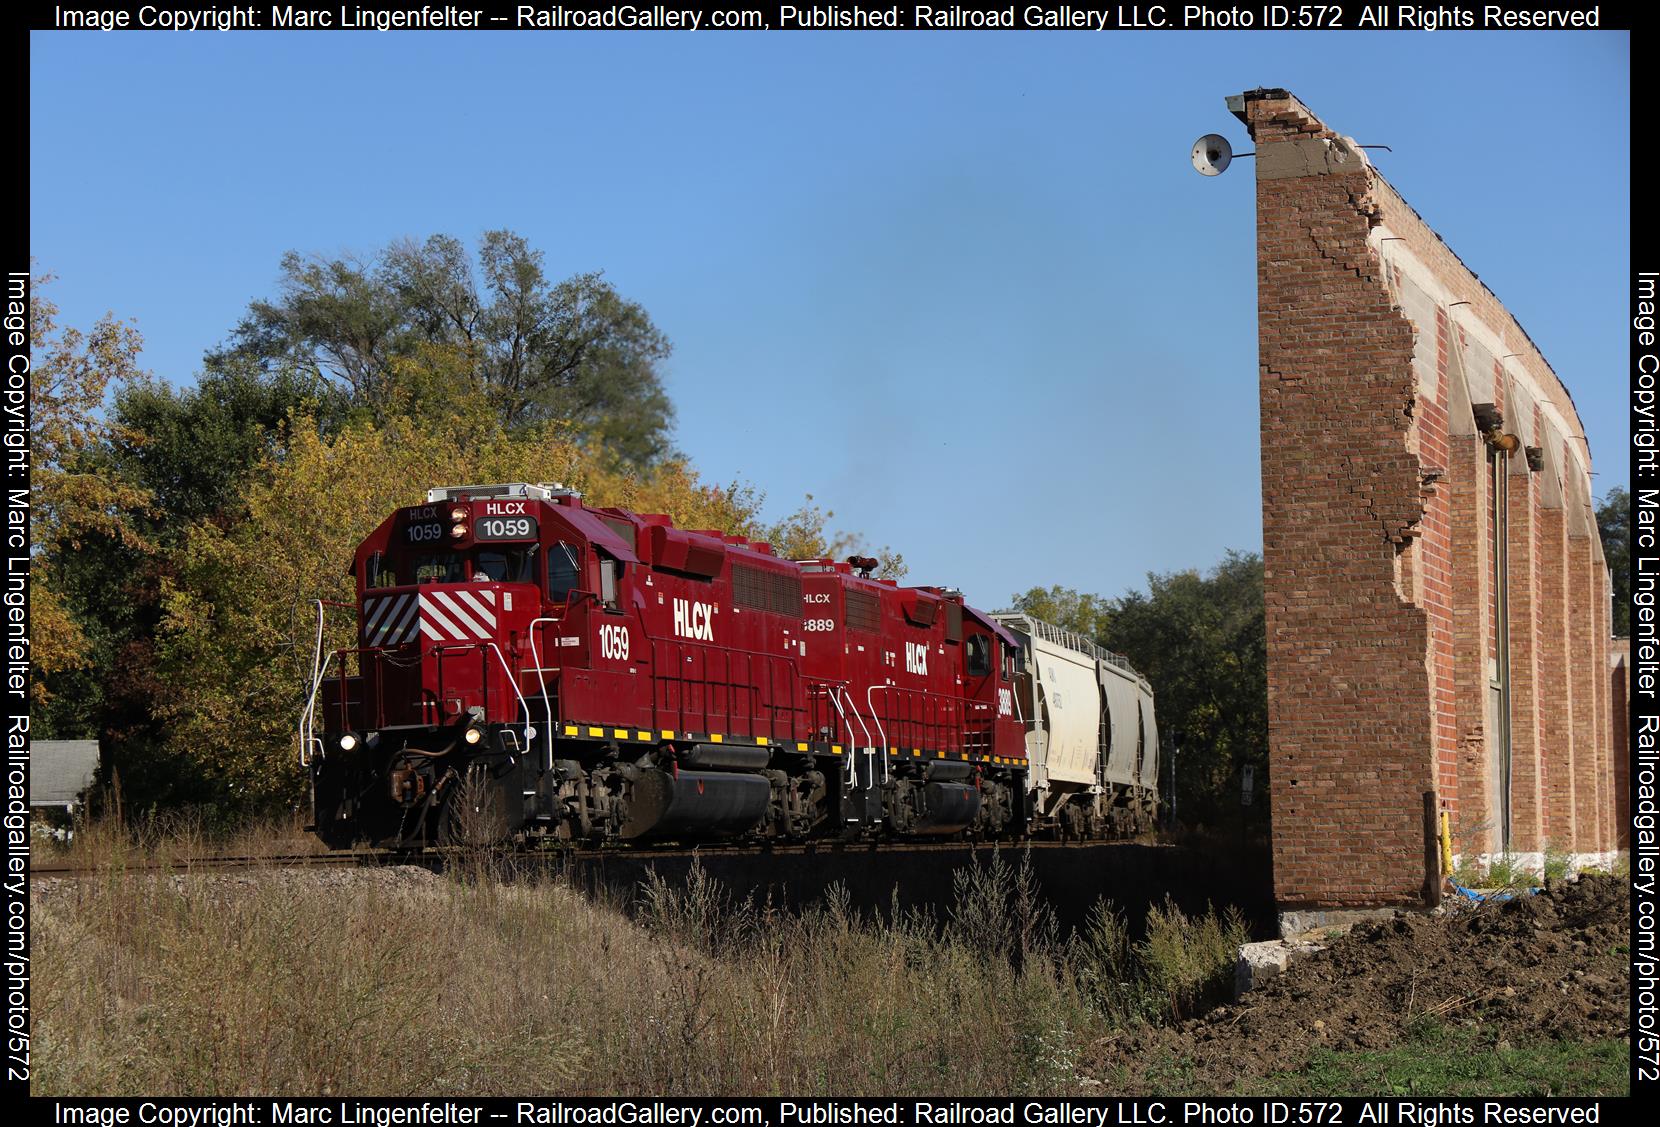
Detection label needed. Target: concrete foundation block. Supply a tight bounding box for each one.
[1235,937,1326,997]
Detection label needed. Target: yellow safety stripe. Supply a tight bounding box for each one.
[553,723,1030,768]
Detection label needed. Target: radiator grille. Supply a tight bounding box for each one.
[845,589,881,633]
[732,564,803,617]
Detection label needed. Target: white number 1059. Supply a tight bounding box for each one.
[598,623,630,661]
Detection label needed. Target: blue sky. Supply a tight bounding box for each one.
[30,30,1630,610]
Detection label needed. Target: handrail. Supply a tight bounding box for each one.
[298,600,354,767]
[430,641,538,755]
[527,617,562,773]
[486,642,538,755]
[990,611,1142,676]
[864,685,891,783]
[822,686,870,794]
[649,634,805,743]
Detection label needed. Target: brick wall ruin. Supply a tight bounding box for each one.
[1233,89,1618,917]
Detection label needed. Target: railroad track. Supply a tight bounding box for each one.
[27,849,432,877]
[29,835,1155,878]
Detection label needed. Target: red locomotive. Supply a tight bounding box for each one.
[302,482,1153,848]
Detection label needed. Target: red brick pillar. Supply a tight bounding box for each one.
[1536,504,1577,851]
[1568,529,1599,851]
[1591,550,1612,852]
[1506,465,1544,853]
[1425,313,1460,844]
[1613,639,1631,850]
[1451,430,1496,853]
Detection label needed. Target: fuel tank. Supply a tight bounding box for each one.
[619,768,770,840]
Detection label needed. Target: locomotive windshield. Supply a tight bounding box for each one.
[411,554,467,583]
[475,547,536,583]
[399,550,537,585]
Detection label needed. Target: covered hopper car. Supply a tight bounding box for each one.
[302,483,1159,848]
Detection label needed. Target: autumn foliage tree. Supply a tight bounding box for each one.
[28,276,154,696]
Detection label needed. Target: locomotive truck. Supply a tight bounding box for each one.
[301,482,1158,848]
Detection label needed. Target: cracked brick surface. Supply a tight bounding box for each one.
[1241,90,1614,915]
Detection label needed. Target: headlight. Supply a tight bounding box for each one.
[463,727,483,745]
[338,733,359,752]
[449,506,469,522]
[450,523,467,539]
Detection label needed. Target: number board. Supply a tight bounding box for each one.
[473,515,540,541]
[404,520,446,544]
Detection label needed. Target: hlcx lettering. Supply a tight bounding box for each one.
[905,641,928,676]
[673,598,714,641]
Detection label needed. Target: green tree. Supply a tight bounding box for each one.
[107,359,348,534]
[1008,584,1114,641]
[222,232,674,465]
[1597,487,1630,637]
[1103,551,1266,824]
[36,350,352,803]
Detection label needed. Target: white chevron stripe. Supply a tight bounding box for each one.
[421,596,472,642]
[432,590,490,639]
[455,590,497,629]
[385,598,420,645]
[370,594,411,644]
[363,596,394,635]
[419,618,445,642]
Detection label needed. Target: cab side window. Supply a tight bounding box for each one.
[598,552,621,611]
[364,552,397,589]
[966,634,991,678]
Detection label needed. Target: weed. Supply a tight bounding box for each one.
[1451,853,1539,891]
[1135,897,1250,1021]
[1542,842,1572,883]
[1481,854,1537,891]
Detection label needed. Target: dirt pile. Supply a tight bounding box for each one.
[1095,874,1629,1091]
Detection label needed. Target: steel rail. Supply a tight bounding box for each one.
[29,836,1161,877]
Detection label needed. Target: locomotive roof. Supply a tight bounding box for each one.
[963,605,1020,650]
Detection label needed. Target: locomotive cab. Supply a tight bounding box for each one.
[309,483,616,846]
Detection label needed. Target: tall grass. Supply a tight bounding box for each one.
[41,783,324,870]
[34,843,1248,1095]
